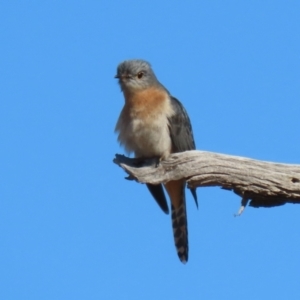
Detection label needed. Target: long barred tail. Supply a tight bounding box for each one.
[171,198,188,263]
[164,180,188,263]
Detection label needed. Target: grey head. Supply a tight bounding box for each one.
[115,59,162,91]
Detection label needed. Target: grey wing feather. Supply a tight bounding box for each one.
[146,183,169,214]
[168,97,196,152]
[168,97,198,207]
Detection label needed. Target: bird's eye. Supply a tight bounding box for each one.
[137,72,144,79]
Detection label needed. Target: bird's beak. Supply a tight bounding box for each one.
[115,74,131,80]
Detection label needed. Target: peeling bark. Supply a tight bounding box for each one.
[113,150,300,212]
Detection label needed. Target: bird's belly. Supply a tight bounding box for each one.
[119,116,172,158]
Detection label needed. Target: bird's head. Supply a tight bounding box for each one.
[115,59,159,92]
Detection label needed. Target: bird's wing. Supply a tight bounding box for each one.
[168,97,196,152]
[146,183,169,214]
[168,97,198,206]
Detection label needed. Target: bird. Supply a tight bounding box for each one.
[114,59,197,263]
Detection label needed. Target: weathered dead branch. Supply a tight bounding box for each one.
[113,150,300,213]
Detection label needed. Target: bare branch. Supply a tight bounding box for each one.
[113,151,300,212]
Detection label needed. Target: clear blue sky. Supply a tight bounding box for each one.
[1,1,299,299]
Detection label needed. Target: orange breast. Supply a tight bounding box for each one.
[115,87,174,158]
[123,87,170,120]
